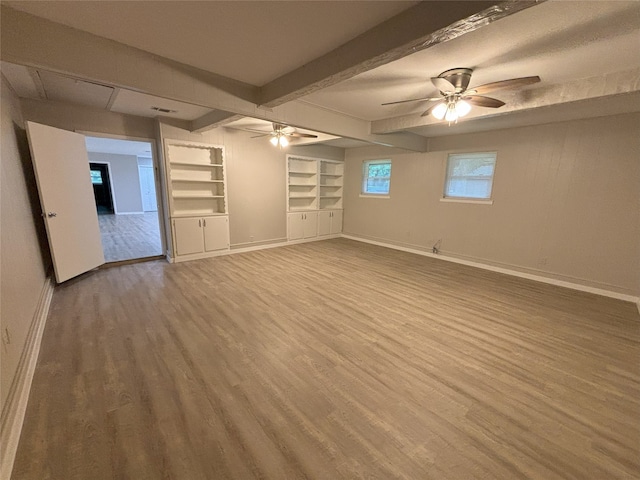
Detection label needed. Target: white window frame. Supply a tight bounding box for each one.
[361,159,392,198]
[441,152,497,204]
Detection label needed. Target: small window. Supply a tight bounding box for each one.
[362,159,392,196]
[90,169,103,185]
[444,152,496,200]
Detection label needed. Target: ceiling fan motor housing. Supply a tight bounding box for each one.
[439,68,473,93]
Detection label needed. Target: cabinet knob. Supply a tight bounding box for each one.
[46,212,57,218]
[203,219,207,227]
[198,219,202,227]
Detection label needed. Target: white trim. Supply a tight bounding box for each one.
[440,197,493,205]
[115,211,145,215]
[0,277,54,480]
[341,234,639,304]
[359,194,390,199]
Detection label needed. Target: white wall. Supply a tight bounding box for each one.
[0,78,49,412]
[87,152,143,214]
[158,121,344,249]
[343,113,640,297]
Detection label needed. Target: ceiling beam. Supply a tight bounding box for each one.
[191,110,243,133]
[259,1,544,107]
[0,6,429,151]
[371,67,640,134]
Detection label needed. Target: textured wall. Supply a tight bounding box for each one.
[0,79,49,412]
[343,113,640,296]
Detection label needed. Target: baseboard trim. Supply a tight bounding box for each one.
[0,277,54,480]
[342,234,639,304]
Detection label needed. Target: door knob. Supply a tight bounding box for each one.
[47,212,57,217]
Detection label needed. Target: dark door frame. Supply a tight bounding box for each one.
[89,161,116,214]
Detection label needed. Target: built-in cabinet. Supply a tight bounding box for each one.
[287,211,319,240]
[318,210,343,236]
[286,155,343,241]
[165,140,230,261]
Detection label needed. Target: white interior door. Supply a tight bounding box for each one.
[138,165,157,212]
[26,121,105,283]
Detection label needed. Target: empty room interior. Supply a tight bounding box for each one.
[1,1,639,479]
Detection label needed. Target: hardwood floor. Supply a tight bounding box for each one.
[11,239,640,479]
[98,212,162,263]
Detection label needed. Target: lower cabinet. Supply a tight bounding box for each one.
[288,211,318,240]
[318,209,343,236]
[173,215,229,258]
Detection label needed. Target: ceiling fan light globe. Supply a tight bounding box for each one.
[270,136,279,146]
[445,104,459,122]
[279,136,289,147]
[432,102,447,120]
[455,100,471,117]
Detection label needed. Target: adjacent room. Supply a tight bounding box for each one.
[1,2,639,479]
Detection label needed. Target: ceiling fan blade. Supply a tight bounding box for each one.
[382,97,441,106]
[287,132,318,138]
[463,95,506,108]
[431,77,456,94]
[467,76,540,95]
[420,102,444,117]
[250,133,271,138]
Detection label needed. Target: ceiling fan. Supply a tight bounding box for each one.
[382,68,540,123]
[250,122,318,147]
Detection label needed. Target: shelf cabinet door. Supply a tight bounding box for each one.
[173,217,204,256]
[318,211,332,236]
[303,211,318,238]
[330,210,343,234]
[288,213,304,240]
[203,216,229,252]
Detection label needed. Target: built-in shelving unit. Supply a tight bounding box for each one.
[166,141,227,217]
[319,160,344,210]
[164,139,230,261]
[286,155,344,241]
[287,156,318,211]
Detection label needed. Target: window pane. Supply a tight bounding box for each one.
[444,153,496,200]
[363,160,391,195]
[90,170,103,185]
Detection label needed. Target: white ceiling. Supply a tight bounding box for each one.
[4,0,416,86]
[85,136,153,156]
[2,0,639,149]
[302,0,640,121]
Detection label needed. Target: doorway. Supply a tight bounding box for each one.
[84,136,164,263]
[89,162,115,214]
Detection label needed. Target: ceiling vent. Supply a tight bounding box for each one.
[151,106,177,113]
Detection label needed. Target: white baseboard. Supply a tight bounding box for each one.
[0,277,54,480]
[341,234,639,304]
[115,211,145,215]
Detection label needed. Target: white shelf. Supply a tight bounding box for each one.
[171,212,228,218]
[289,171,317,176]
[290,195,317,199]
[289,183,316,187]
[170,161,223,167]
[171,179,223,183]
[173,194,224,199]
[320,195,342,199]
[320,173,343,177]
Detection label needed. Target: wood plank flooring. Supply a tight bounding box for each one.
[11,239,640,479]
[98,212,162,263]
